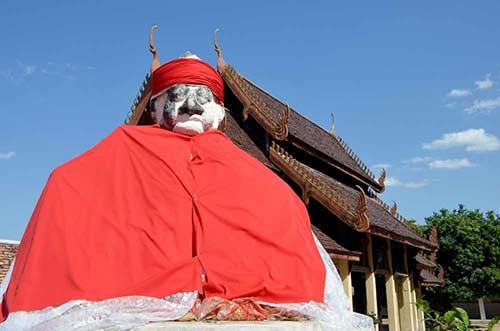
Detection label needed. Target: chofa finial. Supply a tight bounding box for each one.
[390,201,397,216]
[355,185,370,232]
[150,24,161,73]
[330,112,335,136]
[378,168,386,192]
[213,28,226,73]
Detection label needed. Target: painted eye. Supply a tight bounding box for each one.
[196,87,213,104]
[169,86,187,102]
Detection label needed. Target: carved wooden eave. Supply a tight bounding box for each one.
[355,185,370,232]
[414,253,437,270]
[269,142,370,232]
[367,190,437,252]
[419,268,445,287]
[369,223,435,252]
[217,64,289,141]
[215,31,289,141]
[125,73,152,126]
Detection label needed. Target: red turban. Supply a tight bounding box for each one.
[151,58,224,104]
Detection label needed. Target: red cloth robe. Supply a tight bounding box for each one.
[1,125,325,321]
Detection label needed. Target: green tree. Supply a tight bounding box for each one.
[423,205,500,308]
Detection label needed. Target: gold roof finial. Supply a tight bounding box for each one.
[150,24,161,73]
[390,201,397,216]
[330,112,335,136]
[378,168,386,193]
[214,28,227,73]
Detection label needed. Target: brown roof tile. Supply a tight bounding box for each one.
[0,242,18,284]
[311,225,361,260]
[224,112,278,171]
[302,164,435,249]
[220,64,382,190]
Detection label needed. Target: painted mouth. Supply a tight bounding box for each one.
[179,108,203,116]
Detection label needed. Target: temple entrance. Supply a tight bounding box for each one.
[352,271,367,315]
[376,273,389,331]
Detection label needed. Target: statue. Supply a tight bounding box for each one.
[0,27,373,331]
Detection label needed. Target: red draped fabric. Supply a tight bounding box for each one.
[1,125,325,322]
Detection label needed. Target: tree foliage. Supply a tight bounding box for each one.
[423,205,500,306]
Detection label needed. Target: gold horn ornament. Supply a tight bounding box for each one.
[150,24,161,73]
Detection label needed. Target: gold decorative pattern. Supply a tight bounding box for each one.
[378,168,386,193]
[355,185,370,232]
[269,141,362,230]
[301,181,311,205]
[273,103,290,140]
[149,24,161,73]
[220,65,280,136]
[390,201,397,216]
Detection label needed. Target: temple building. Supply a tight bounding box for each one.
[123,36,444,331]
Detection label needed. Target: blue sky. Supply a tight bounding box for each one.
[1,1,499,240]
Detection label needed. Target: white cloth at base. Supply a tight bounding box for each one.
[0,234,374,331]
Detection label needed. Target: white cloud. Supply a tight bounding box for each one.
[428,158,477,169]
[447,89,471,97]
[475,73,494,90]
[404,180,430,189]
[0,151,16,159]
[423,128,500,152]
[372,163,391,170]
[464,97,500,114]
[385,176,429,189]
[0,60,85,83]
[409,156,432,164]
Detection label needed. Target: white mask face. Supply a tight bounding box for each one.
[150,84,225,136]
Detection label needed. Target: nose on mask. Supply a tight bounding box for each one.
[178,96,204,115]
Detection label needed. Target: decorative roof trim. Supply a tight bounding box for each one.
[218,63,288,141]
[378,168,386,193]
[335,135,380,187]
[367,189,436,250]
[329,252,361,262]
[269,142,364,231]
[124,73,151,125]
[355,185,370,232]
[419,268,445,287]
[414,253,437,270]
[287,138,385,193]
[269,142,436,250]
[369,224,434,252]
